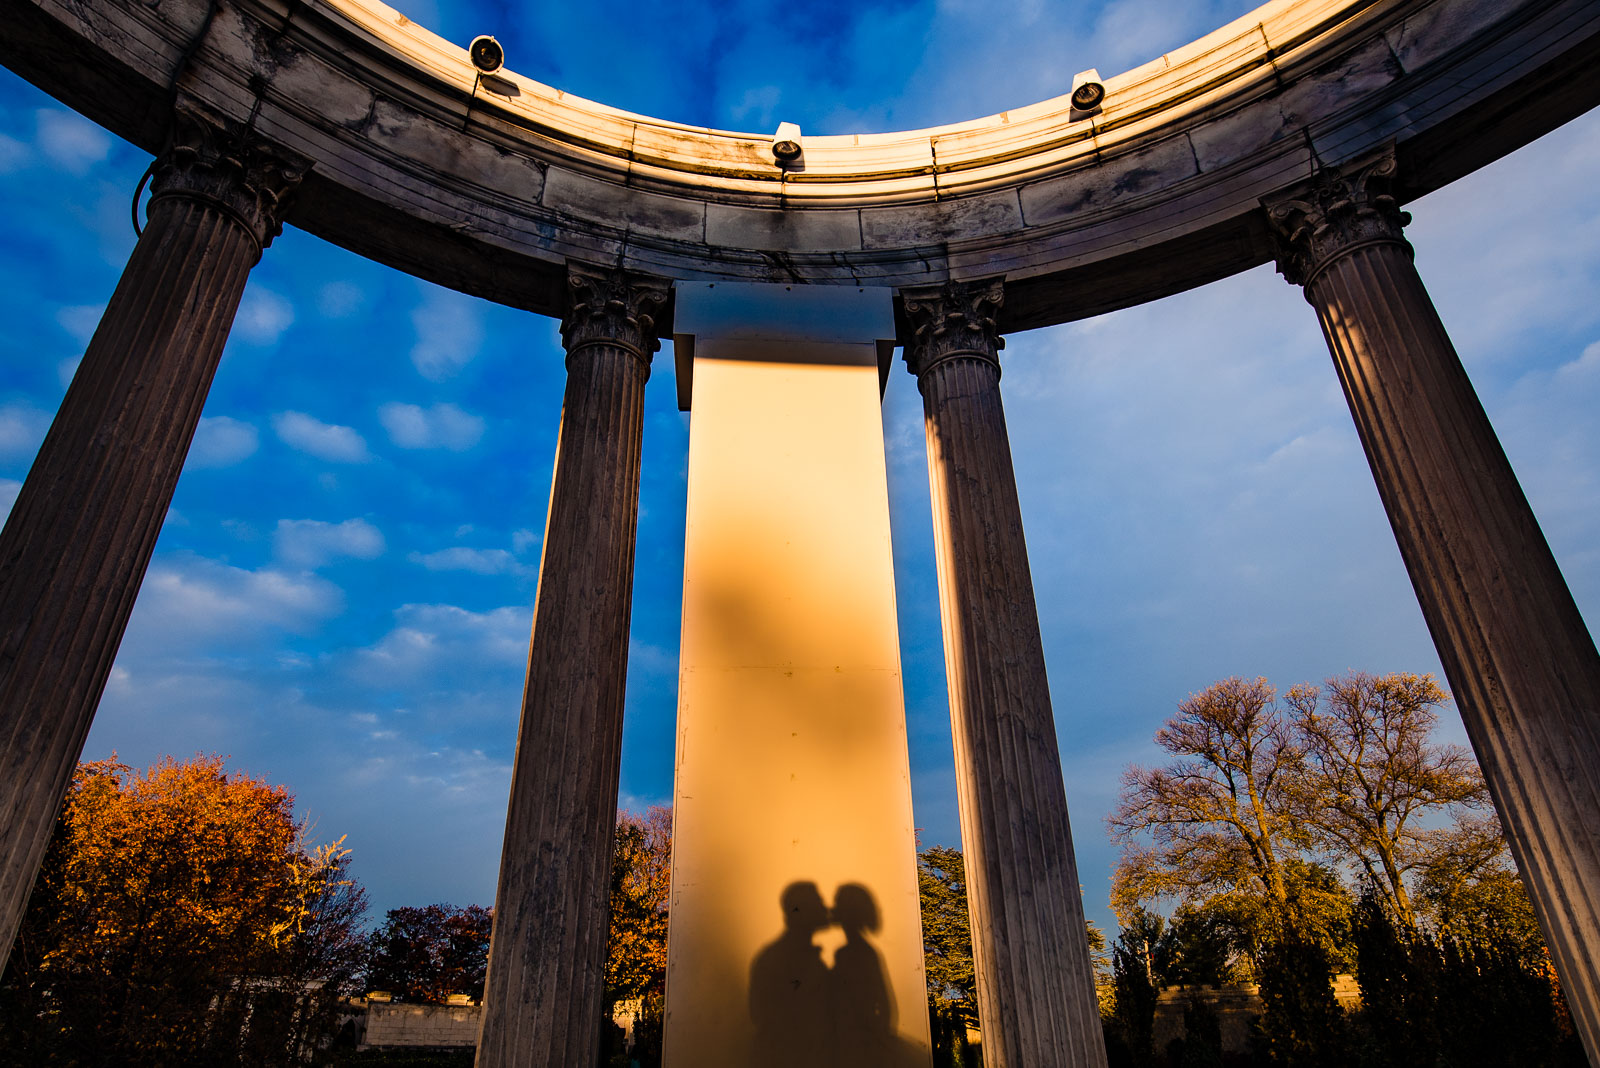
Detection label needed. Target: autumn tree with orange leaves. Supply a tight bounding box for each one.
[606,805,672,1008]
[0,756,367,1068]
[601,805,672,1065]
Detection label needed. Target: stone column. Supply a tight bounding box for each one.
[476,265,667,1068]
[1269,156,1600,1062]
[0,106,303,970]
[901,279,1107,1068]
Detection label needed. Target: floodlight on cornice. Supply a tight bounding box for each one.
[771,122,803,163]
[1070,68,1105,112]
[469,35,504,75]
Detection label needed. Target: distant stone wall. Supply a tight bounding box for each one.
[1153,976,1361,1055]
[1153,984,1264,1054]
[360,1002,481,1049]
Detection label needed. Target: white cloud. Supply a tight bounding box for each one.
[272,411,371,463]
[1559,340,1600,378]
[408,546,522,575]
[512,528,539,554]
[188,416,260,469]
[0,132,30,173]
[378,402,485,450]
[124,555,343,647]
[58,357,82,388]
[0,404,51,457]
[358,603,530,680]
[234,287,295,346]
[274,518,386,568]
[55,303,104,347]
[409,286,484,381]
[0,478,20,520]
[317,280,368,319]
[35,109,111,176]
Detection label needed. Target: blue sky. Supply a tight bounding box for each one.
[3,0,1600,940]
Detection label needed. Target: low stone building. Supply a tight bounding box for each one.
[359,1000,482,1051]
[1152,976,1361,1056]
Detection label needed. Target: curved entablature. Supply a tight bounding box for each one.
[2,0,1598,330]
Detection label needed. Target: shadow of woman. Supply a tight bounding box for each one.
[831,882,928,1068]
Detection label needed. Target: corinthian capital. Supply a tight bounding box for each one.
[900,277,1006,379]
[560,264,670,365]
[150,103,309,257]
[1266,154,1411,287]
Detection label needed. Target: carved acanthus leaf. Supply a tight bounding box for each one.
[151,103,309,255]
[1267,154,1411,287]
[561,265,670,364]
[900,277,1006,379]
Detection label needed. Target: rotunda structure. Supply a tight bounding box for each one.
[2,0,1599,1065]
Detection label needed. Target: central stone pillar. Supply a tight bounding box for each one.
[900,278,1106,1068]
[664,282,931,1068]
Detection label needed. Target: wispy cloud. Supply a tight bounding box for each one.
[54,303,103,347]
[356,603,530,682]
[234,286,295,347]
[410,285,484,381]
[188,416,260,469]
[0,131,28,173]
[379,402,485,451]
[123,554,345,648]
[275,518,386,569]
[408,546,525,576]
[318,280,369,319]
[273,411,372,463]
[34,109,110,176]
[0,403,50,458]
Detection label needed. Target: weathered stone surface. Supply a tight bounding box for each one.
[1270,157,1600,1066]
[474,265,667,1068]
[901,278,1107,1068]
[0,103,303,973]
[704,204,863,252]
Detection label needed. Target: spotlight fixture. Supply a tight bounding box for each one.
[1070,68,1106,113]
[771,122,803,163]
[469,35,505,76]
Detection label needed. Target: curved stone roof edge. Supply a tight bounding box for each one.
[2,0,1598,331]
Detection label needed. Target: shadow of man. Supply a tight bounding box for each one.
[748,881,834,1068]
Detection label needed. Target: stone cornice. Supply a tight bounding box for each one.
[560,265,670,366]
[2,0,1598,329]
[1265,154,1412,289]
[901,278,1006,380]
[149,104,309,259]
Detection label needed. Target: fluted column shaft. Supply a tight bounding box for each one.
[1272,158,1600,1064]
[902,280,1107,1068]
[0,108,302,970]
[476,266,666,1068]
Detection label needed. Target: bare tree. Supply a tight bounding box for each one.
[1109,676,1307,918]
[1285,671,1489,928]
